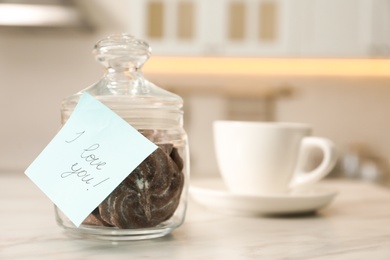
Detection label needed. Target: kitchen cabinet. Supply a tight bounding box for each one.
[127,0,390,57]
[293,0,390,57]
[127,0,294,56]
[128,0,206,55]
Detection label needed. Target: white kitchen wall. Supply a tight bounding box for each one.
[0,33,102,172]
[0,0,139,172]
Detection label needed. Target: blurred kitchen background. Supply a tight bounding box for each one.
[1,0,390,186]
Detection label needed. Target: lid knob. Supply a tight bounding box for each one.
[93,33,151,70]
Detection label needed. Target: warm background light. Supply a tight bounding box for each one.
[145,57,390,77]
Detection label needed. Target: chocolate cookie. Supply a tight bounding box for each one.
[83,144,184,229]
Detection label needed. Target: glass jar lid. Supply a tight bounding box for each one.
[62,33,183,111]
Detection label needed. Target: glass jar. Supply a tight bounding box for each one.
[55,34,189,241]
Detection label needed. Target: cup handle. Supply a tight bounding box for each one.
[289,137,338,190]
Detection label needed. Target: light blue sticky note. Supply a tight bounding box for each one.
[25,92,158,227]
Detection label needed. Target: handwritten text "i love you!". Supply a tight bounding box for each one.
[61,131,110,190]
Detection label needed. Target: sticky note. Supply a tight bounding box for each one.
[25,92,157,227]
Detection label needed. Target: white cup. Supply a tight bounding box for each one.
[213,121,337,196]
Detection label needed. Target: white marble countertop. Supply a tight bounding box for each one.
[2,172,390,259]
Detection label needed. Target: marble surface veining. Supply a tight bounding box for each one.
[1,173,390,259]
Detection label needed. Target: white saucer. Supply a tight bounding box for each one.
[189,178,338,216]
